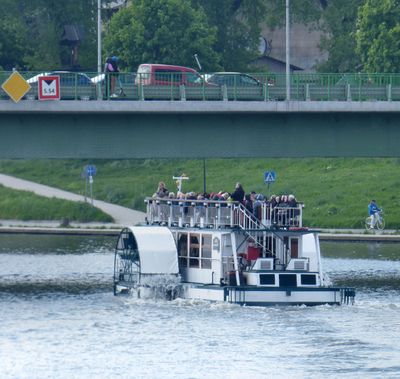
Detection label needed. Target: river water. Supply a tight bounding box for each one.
[0,234,399,379]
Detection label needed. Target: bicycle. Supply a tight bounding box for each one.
[365,209,385,230]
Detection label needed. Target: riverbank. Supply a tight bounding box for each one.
[0,220,121,236]
[2,158,400,229]
[1,220,400,241]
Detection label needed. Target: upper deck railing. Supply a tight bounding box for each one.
[145,197,303,230]
[2,71,400,102]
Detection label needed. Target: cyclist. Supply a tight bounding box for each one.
[368,199,381,229]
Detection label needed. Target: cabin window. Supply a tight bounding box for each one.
[260,274,275,285]
[222,234,232,248]
[189,234,200,268]
[178,234,188,267]
[279,274,297,287]
[301,274,316,285]
[201,235,212,269]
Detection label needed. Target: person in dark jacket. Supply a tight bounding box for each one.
[156,181,169,198]
[230,182,245,203]
[244,193,253,214]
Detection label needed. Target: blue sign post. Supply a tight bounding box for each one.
[83,165,97,205]
[264,170,276,196]
[86,165,97,177]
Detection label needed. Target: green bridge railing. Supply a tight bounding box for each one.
[2,71,400,102]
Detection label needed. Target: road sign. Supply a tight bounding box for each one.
[85,165,97,177]
[264,171,276,184]
[38,76,60,100]
[1,71,31,103]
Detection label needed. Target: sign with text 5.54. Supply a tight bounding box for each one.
[38,76,60,100]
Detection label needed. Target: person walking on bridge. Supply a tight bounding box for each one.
[104,56,120,97]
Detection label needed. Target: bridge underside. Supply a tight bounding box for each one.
[0,111,399,158]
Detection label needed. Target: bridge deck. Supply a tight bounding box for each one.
[1,99,400,159]
[1,100,400,114]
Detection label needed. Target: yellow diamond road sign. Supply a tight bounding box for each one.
[1,71,31,103]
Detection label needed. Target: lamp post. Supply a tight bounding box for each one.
[285,0,290,101]
[97,0,103,99]
[97,0,102,75]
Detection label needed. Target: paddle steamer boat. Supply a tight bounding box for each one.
[113,197,355,306]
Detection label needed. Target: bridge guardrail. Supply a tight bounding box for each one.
[2,71,400,102]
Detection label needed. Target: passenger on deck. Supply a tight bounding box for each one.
[253,193,265,219]
[271,195,280,223]
[156,181,169,198]
[288,194,297,208]
[244,193,254,214]
[186,192,197,200]
[195,194,206,223]
[230,182,245,203]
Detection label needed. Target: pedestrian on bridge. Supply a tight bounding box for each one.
[104,56,120,98]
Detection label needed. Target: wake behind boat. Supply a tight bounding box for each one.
[113,197,355,306]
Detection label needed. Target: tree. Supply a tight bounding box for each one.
[356,0,400,73]
[0,0,30,70]
[262,0,322,28]
[193,0,266,71]
[19,0,99,71]
[0,0,103,71]
[317,0,364,73]
[103,0,220,71]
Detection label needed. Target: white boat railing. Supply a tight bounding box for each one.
[145,197,303,229]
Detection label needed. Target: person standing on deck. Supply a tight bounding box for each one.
[230,182,245,204]
[156,181,169,198]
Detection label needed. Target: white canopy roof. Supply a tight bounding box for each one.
[127,226,179,275]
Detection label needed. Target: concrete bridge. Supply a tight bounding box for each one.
[1,100,400,158]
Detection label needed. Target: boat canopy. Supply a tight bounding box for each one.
[127,226,179,275]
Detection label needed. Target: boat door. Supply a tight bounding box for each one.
[220,233,235,283]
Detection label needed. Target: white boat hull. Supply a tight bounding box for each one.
[183,284,345,306]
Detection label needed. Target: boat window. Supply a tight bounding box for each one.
[178,233,188,268]
[201,234,212,269]
[222,234,232,248]
[189,234,200,268]
[260,274,275,285]
[279,274,297,287]
[201,235,212,258]
[301,274,316,285]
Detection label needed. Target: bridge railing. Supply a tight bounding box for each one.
[2,71,400,102]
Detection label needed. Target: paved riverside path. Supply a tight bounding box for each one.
[0,173,145,226]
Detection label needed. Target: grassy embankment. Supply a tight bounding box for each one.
[0,185,112,223]
[0,158,399,229]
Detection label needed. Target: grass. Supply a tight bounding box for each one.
[0,157,399,228]
[0,185,113,222]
